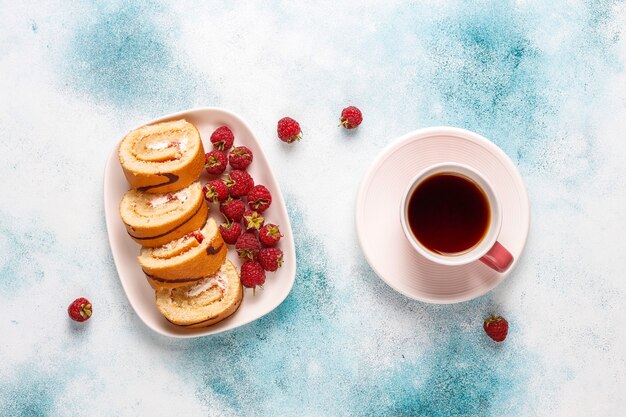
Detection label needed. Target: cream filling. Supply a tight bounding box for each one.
[186,275,227,297]
[149,190,189,208]
[157,234,189,253]
[145,141,174,150]
[178,137,189,152]
[145,134,188,152]
[151,229,203,259]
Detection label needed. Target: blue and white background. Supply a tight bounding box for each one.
[1,1,625,415]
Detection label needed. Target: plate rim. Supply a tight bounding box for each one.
[355,126,530,304]
[104,107,296,338]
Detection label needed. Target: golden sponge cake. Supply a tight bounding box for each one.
[155,260,243,328]
[138,218,227,286]
[119,181,208,248]
[119,119,205,193]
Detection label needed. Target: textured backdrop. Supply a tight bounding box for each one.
[1,1,625,416]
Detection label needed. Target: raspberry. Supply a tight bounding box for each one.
[258,248,283,272]
[483,315,509,342]
[229,146,253,170]
[210,126,234,151]
[240,260,266,293]
[235,232,261,260]
[219,221,243,245]
[220,198,246,222]
[339,106,363,129]
[243,210,265,231]
[247,185,272,213]
[204,150,227,175]
[202,179,229,204]
[259,224,282,247]
[225,170,254,198]
[68,297,92,322]
[277,117,302,143]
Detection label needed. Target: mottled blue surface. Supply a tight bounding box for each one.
[1,1,625,416]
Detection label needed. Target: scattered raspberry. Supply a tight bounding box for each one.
[204,150,227,175]
[229,146,253,170]
[235,232,261,260]
[225,170,254,198]
[259,223,282,247]
[258,248,283,272]
[186,231,204,244]
[243,210,265,231]
[68,297,92,322]
[202,179,229,204]
[339,106,363,129]
[219,221,243,245]
[220,198,246,222]
[277,117,302,143]
[210,126,234,151]
[483,315,509,342]
[247,185,272,213]
[240,260,266,293]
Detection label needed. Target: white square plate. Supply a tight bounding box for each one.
[104,107,296,338]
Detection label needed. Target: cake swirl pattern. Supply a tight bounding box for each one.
[118,119,205,193]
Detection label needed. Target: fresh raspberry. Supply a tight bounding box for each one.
[259,223,282,247]
[229,146,253,170]
[258,248,283,272]
[219,221,243,245]
[247,185,272,213]
[483,315,509,342]
[220,198,246,222]
[243,210,265,231]
[235,232,261,260]
[204,150,227,175]
[68,297,92,322]
[240,260,266,293]
[202,179,229,204]
[210,126,234,151]
[277,117,302,143]
[225,170,254,198]
[339,106,363,129]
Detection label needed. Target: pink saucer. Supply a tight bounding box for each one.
[355,127,530,304]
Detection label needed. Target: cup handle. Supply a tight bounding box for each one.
[480,241,514,273]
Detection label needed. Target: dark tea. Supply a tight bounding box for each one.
[407,173,490,255]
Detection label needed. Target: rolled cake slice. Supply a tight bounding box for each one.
[138,218,227,285]
[119,181,208,248]
[119,119,205,193]
[155,260,243,328]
